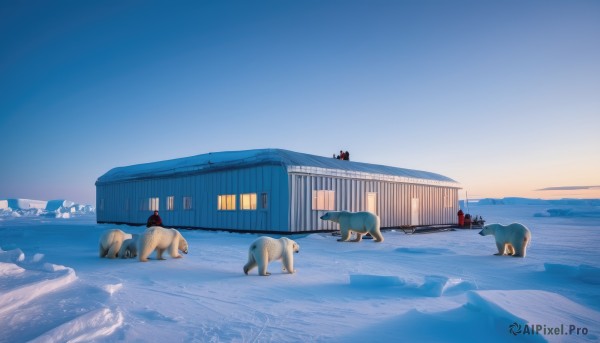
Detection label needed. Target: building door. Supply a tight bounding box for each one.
[367,192,377,214]
[411,198,420,226]
[260,192,269,231]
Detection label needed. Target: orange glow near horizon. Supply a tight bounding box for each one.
[460,187,600,200]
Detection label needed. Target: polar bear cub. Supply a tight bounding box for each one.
[243,236,300,276]
[479,223,531,257]
[320,211,384,243]
[138,226,188,262]
[118,234,139,259]
[99,229,132,259]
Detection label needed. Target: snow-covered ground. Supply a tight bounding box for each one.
[1,202,599,342]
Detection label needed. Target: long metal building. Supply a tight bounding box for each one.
[95,149,461,233]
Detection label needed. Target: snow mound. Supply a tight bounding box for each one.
[0,248,25,263]
[337,289,599,343]
[103,283,123,295]
[0,248,124,342]
[0,262,26,277]
[303,233,330,240]
[420,275,477,297]
[348,274,476,297]
[45,199,75,211]
[30,307,124,343]
[544,263,600,284]
[0,260,77,316]
[468,290,600,341]
[32,253,44,262]
[0,198,94,218]
[6,199,47,209]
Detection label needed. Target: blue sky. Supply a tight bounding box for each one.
[1,0,599,205]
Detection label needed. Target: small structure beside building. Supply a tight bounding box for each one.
[95,149,461,233]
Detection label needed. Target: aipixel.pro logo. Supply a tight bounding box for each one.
[509,322,589,336]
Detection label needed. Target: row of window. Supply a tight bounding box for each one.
[143,196,193,211]
[128,193,269,212]
[312,190,380,212]
[99,190,366,212]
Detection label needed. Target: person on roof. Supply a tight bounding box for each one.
[146,210,163,227]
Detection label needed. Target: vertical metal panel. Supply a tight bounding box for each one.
[282,172,460,232]
[288,174,295,231]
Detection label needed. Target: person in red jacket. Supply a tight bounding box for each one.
[457,209,465,227]
[146,210,163,227]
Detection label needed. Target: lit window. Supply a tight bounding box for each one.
[167,196,174,211]
[367,192,377,214]
[218,194,236,211]
[183,196,193,210]
[240,193,257,210]
[312,190,335,210]
[149,197,159,211]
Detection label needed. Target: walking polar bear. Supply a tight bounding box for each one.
[243,236,300,276]
[99,229,132,259]
[479,223,531,257]
[320,211,384,243]
[138,226,188,262]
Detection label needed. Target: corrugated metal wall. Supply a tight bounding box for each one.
[96,165,290,232]
[97,166,459,233]
[288,174,459,232]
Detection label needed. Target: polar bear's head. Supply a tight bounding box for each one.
[178,234,189,254]
[479,224,497,236]
[320,211,341,222]
[121,242,138,258]
[280,237,300,253]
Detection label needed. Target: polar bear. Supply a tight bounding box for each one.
[138,226,188,262]
[479,223,531,257]
[320,211,384,243]
[243,236,299,276]
[99,229,132,259]
[118,234,139,259]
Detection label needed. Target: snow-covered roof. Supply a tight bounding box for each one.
[96,149,460,187]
